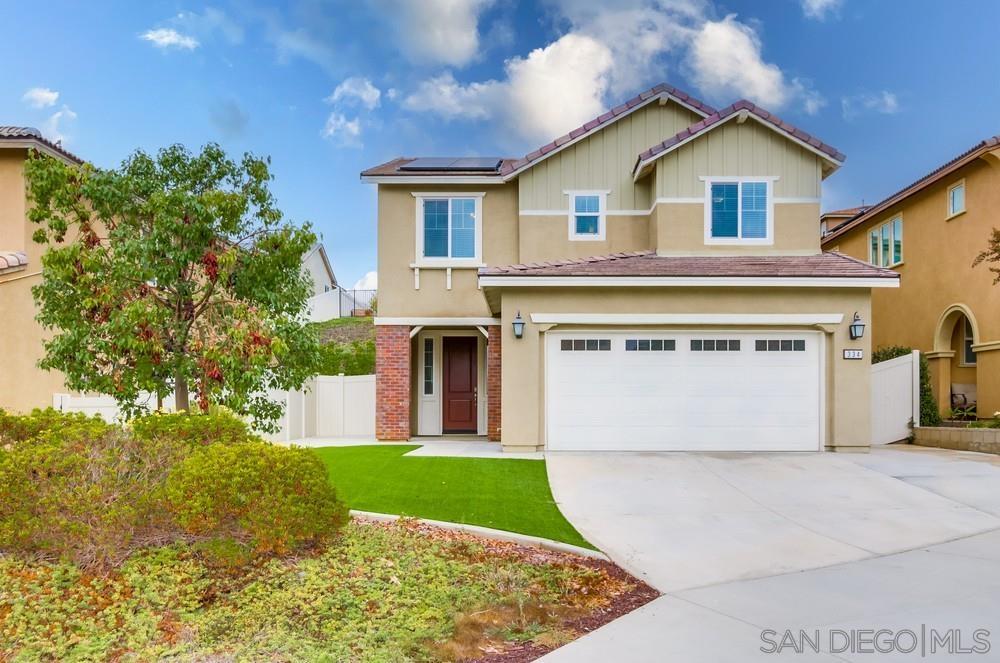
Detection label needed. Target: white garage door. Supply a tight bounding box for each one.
[546,331,822,451]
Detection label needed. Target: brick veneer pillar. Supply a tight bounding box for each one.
[376,325,411,440]
[487,325,502,442]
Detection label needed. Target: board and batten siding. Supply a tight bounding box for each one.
[654,118,823,199]
[517,101,701,212]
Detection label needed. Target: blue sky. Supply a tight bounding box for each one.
[2,0,998,288]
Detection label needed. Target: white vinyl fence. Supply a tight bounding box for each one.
[871,350,921,445]
[54,374,376,444]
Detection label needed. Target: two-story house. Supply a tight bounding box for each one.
[0,127,84,413]
[362,84,898,453]
[822,136,1000,418]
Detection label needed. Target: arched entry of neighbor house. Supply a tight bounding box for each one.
[930,304,980,415]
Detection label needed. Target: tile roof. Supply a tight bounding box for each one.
[822,135,1000,244]
[822,206,870,218]
[498,83,716,177]
[0,126,83,164]
[479,250,898,279]
[634,100,845,176]
[361,82,715,180]
[0,251,28,272]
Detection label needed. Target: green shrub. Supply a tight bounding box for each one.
[316,338,375,376]
[872,346,941,427]
[0,407,109,445]
[131,409,260,446]
[0,409,347,571]
[164,442,348,555]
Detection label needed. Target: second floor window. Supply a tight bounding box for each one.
[416,195,482,263]
[567,191,607,241]
[706,180,771,243]
[947,180,965,218]
[868,216,903,267]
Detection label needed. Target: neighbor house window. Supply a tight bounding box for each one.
[567,191,607,241]
[705,179,772,243]
[868,216,903,267]
[414,194,483,264]
[947,180,966,218]
[963,318,976,365]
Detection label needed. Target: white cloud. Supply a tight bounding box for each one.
[327,77,381,110]
[841,90,900,119]
[377,0,495,67]
[22,87,59,109]
[352,271,377,290]
[322,113,362,147]
[41,106,77,144]
[801,0,842,20]
[140,28,199,50]
[404,34,613,144]
[688,15,823,113]
[176,8,244,44]
[404,2,825,146]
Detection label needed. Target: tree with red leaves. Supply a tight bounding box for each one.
[25,143,319,431]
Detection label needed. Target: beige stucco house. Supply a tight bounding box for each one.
[0,127,83,413]
[362,84,899,453]
[822,136,1000,419]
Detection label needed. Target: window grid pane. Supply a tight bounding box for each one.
[880,224,891,267]
[741,182,767,239]
[423,338,433,395]
[575,215,599,235]
[950,184,965,215]
[870,230,879,265]
[574,195,599,213]
[892,217,903,264]
[710,183,739,238]
[450,198,476,258]
[423,200,449,257]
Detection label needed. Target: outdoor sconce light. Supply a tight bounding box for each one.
[849,312,866,340]
[512,311,525,339]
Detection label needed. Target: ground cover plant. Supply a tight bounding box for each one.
[0,410,650,660]
[314,445,593,549]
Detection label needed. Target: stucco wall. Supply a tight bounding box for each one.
[517,101,700,212]
[653,202,821,255]
[376,182,516,318]
[653,118,823,200]
[517,214,651,263]
[495,287,872,452]
[828,156,1000,414]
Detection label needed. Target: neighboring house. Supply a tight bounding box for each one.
[362,84,898,453]
[0,127,83,413]
[822,136,1000,418]
[301,242,338,296]
[820,206,869,237]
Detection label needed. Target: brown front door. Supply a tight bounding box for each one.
[443,336,478,433]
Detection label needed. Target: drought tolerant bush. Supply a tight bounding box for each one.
[164,442,348,555]
[131,408,261,446]
[0,409,346,571]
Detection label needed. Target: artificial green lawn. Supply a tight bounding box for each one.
[313,445,593,549]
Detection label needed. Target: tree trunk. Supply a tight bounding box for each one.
[175,371,190,412]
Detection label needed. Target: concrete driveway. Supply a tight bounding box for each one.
[543,446,1000,661]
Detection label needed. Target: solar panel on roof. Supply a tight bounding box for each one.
[399,157,501,172]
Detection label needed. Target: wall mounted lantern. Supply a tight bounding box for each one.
[849,312,866,340]
[512,311,525,339]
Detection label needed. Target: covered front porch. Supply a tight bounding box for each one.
[375,318,501,442]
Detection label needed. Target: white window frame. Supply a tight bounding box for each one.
[868,215,903,267]
[701,176,776,246]
[947,179,966,219]
[565,190,608,241]
[412,192,485,268]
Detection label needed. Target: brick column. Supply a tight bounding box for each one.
[376,325,411,440]
[487,325,502,442]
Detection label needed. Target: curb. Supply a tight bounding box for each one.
[350,509,609,561]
